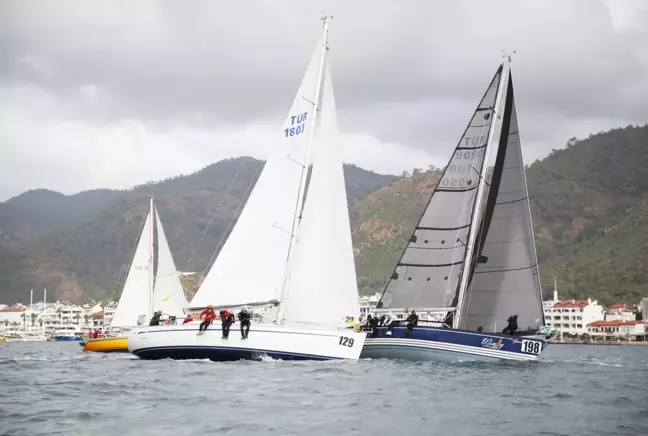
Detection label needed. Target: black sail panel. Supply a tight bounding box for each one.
[378,66,503,310]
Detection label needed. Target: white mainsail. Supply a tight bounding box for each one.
[281,58,361,327]
[190,35,325,309]
[111,206,154,327]
[153,210,188,316]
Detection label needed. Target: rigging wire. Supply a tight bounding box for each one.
[183,158,254,272]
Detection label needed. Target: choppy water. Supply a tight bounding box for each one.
[1,342,647,436]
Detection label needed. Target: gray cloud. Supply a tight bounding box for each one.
[0,0,646,199]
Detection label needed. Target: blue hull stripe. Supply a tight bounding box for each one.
[133,345,340,361]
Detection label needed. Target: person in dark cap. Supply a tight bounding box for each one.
[502,314,518,335]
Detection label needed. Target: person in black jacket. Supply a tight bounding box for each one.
[220,310,235,339]
[406,310,419,337]
[502,314,518,335]
[238,309,251,339]
[149,311,162,326]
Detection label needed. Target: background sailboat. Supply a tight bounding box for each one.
[128,17,366,362]
[361,56,549,362]
[84,197,187,353]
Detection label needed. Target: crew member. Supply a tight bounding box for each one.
[502,314,518,335]
[221,310,235,339]
[238,309,251,339]
[149,311,162,326]
[183,314,193,325]
[406,310,419,337]
[197,305,216,335]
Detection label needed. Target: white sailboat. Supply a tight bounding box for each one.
[128,17,367,362]
[83,196,188,352]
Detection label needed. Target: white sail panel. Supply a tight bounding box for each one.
[111,210,153,327]
[282,60,361,327]
[460,74,544,332]
[378,67,503,310]
[191,35,325,308]
[152,210,188,316]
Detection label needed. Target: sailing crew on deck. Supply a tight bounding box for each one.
[238,309,251,339]
[197,305,216,335]
[220,310,235,339]
[183,314,193,325]
[363,314,373,331]
[502,314,518,335]
[149,311,162,326]
[406,310,419,336]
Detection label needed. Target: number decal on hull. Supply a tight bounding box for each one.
[338,336,354,347]
[521,340,541,354]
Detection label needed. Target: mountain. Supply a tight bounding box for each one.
[1,125,647,306]
[527,124,648,306]
[0,189,121,241]
[0,157,397,304]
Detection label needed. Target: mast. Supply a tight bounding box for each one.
[453,56,510,328]
[148,195,155,321]
[42,288,46,335]
[277,15,331,325]
[29,289,33,332]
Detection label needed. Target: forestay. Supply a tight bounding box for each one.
[190,35,325,309]
[111,210,153,327]
[152,211,188,316]
[378,66,503,310]
[459,73,544,332]
[281,59,361,327]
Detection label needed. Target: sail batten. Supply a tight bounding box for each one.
[377,66,503,311]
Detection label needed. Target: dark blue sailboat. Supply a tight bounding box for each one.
[360,58,550,362]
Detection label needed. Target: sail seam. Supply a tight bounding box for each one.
[436,186,478,193]
[494,196,528,206]
[418,224,471,231]
[399,261,464,268]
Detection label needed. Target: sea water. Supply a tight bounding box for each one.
[1,342,647,435]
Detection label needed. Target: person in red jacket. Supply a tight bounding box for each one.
[183,313,193,325]
[197,305,216,335]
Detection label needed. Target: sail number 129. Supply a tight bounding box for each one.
[339,336,354,347]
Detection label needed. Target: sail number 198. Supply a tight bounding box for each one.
[521,340,541,354]
[339,336,354,347]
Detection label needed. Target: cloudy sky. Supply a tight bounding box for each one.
[1,0,646,201]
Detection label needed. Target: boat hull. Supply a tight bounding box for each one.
[128,323,367,361]
[55,335,82,342]
[360,325,548,362]
[82,336,129,353]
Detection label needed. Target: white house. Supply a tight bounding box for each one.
[0,306,26,327]
[544,297,605,336]
[606,303,637,322]
[587,320,647,341]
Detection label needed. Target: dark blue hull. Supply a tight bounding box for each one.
[132,346,337,362]
[360,325,548,362]
[56,335,82,342]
